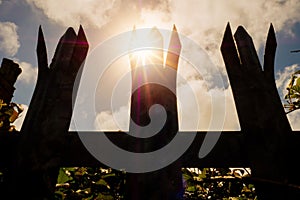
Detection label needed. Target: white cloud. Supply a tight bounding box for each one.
[128,0,300,69]
[26,0,300,131]
[91,41,240,131]
[286,111,300,130]
[0,21,20,56]
[94,105,129,131]
[25,0,300,67]
[167,0,300,130]
[168,0,300,67]
[26,0,120,28]
[24,0,300,54]
[177,78,239,131]
[94,96,240,131]
[94,78,240,131]
[14,60,38,85]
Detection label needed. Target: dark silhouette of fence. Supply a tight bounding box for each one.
[0,23,299,199]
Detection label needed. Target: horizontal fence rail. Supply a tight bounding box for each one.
[1,131,299,168]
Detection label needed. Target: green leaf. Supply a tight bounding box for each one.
[95,179,109,187]
[182,172,192,180]
[57,168,72,184]
[75,167,87,176]
[291,85,300,93]
[186,186,196,192]
[95,193,114,200]
[296,77,300,86]
[54,190,65,200]
[198,168,207,179]
[289,93,300,99]
[102,173,116,179]
[64,167,77,172]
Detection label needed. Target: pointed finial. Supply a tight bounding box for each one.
[77,25,89,47]
[264,23,277,79]
[235,26,250,40]
[50,27,77,70]
[68,24,89,79]
[36,25,48,71]
[221,22,235,51]
[220,22,242,82]
[148,26,164,66]
[266,23,277,51]
[149,26,163,42]
[165,24,181,71]
[37,25,46,52]
[234,25,261,72]
[172,24,177,32]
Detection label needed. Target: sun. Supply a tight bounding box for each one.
[129,27,164,68]
[130,49,154,67]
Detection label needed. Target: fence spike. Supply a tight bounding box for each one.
[49,27,77,70]
[20,26,50,133]
[36,25,49,74]
[221,23,242,84]
[165,24,181,71]
[149,26,164,66]
[234,26,262,74]
[73,25,89,70]
[69,25,89,98]
[73,25,89,64]
[221,23,250,128]
[264,23,277,80]
[77,25,89,47]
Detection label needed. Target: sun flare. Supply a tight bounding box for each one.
[129,27,165,68]
[130,49,155,66]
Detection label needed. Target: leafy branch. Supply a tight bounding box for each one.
[284,70,300,114]
[0,99,23,131]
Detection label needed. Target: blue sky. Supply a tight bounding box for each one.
[1,0,300,130]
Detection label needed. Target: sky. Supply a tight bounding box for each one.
[0,0,300,131]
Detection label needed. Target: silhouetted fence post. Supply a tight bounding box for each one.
[8,25,89,199]
[221,23,297,199]
[125,26,183,200]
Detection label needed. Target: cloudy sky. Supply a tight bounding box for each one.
[0,0,300,131]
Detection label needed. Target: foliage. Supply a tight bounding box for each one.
[0,99,23,131]
[54,167,126,200]
[284,70,300,114]
[54,167,257,200]
[182,168,257,200]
